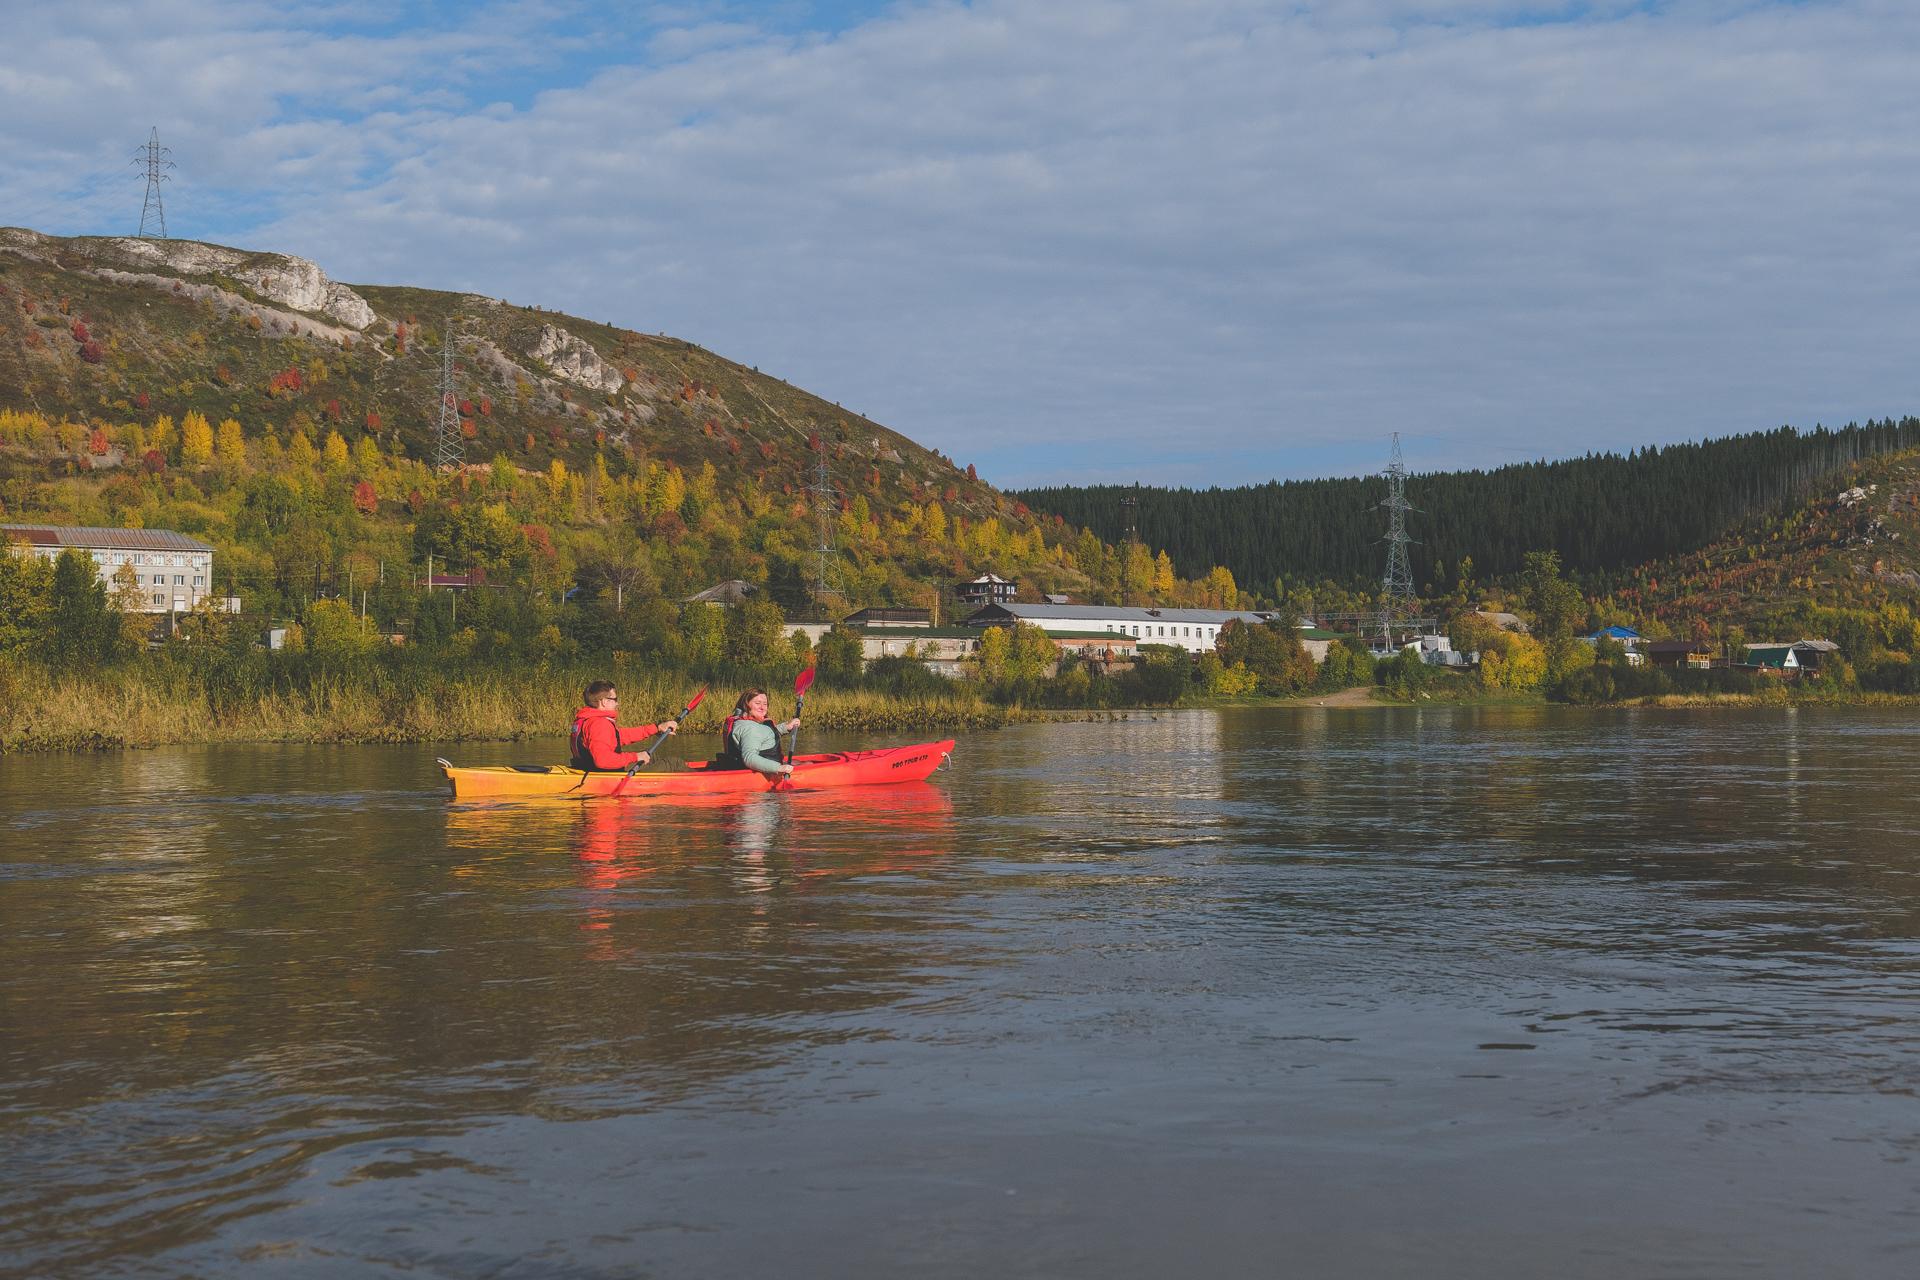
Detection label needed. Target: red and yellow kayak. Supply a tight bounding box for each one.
[439,739,955,800]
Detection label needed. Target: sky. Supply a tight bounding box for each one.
[4,0,1920,489]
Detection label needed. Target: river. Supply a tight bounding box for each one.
[3,707,1919,1278]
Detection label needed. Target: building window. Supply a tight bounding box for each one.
[193,576,204,587]
[174,575,184,586]
[151,574,164,585]
[151,593,163,606]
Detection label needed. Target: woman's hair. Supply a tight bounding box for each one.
[732,688,768,718]
[583,680,617,707]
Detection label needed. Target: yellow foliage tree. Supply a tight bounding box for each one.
[1204,565,1237,609]
[215,418,246,466]
[180,411,214,465]
[352,435,381,475]
[923,502,948,542]
[1152,550,1176,596]
[1478,632,1548,691]
[286,430,317,470]
[149,414,177,456]
[322,430,350,470]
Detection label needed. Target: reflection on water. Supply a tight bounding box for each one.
[4,710,1920,1278]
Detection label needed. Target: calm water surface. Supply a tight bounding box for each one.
[3,707,1920,1278]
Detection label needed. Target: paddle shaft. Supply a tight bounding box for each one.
[613,687,707,795]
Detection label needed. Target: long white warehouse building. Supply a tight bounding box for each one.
[961,602,1281,655]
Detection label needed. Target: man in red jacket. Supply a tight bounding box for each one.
[569,681,680,771]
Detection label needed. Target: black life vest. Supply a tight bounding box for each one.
[711,713,747,769]
[570,717,612,771]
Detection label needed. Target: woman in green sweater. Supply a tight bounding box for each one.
[722,687,803,777]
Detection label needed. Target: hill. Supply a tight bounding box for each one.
[1015,422,1920,597]
[1596,447,1920,656]
[0,227,1245,619]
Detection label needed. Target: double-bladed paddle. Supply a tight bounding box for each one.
[784,664,815,766]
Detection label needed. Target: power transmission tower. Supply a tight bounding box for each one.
[133,128,174,239]
[433,325,465,470]
[806,457,842,613]
[1379,433,1418,643]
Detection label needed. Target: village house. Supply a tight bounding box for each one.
[1644,639,1717,669]
[1,524,232,614]
[1584,625,1646,666]
[961,602,1279,656]
[956,573,1016,607]
[1739,639,1839,675]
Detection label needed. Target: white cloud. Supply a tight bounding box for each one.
[5,0,1920,485]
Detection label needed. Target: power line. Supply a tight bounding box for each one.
[132,127,173,240]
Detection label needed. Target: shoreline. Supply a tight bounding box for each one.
[6,671,1919,755]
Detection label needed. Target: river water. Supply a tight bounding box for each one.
[3,707,1919,1278]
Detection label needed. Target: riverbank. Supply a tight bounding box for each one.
[0,661,1034,754]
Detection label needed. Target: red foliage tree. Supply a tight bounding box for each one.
[365,411,381,430]
[808,431,822,452]
[88,428,109,455]
[522,524,556,558]
[78,340,104,363]
[325,398,343,421]
[966,463,978,481]
[478,396,492,417]
[70,321,89,342]
[141,449,165,473]
[406,488,425,514]
[134,391,150,410]
[460,418,477,439]
[459,399,474,416]
[351,481,378,514]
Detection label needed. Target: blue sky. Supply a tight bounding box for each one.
[5,0,1919,489]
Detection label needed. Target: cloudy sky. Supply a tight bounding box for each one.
[4,0,1919,487]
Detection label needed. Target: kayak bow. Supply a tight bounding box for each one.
[438,739,955,800]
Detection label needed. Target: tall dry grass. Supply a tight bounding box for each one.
[0,659,1030,753]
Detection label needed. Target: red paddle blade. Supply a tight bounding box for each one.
[685,687,707,713]
[794,665,817,697]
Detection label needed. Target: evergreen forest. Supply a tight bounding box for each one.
[1016,420,1920,594]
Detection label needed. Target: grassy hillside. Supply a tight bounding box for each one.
[0,227,984,528]
[0,227,1262,618]
[1596,448,1920,654]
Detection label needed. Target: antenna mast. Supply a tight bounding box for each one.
[133,128,174,239]
[1119,484,1139,606]
[807,456,841,613]
[434,324,465,470]
[1379,433,1418,643]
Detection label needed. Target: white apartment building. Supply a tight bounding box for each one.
[961,602,1280,655]
[1,525,224,614]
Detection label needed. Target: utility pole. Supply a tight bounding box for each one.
[1379,433,1419,645]
[434,323,464,471]
[133,128,173,240]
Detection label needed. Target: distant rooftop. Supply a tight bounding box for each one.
[2,524,212,552]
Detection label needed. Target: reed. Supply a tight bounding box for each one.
[0,658,1040,753]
